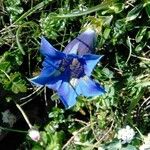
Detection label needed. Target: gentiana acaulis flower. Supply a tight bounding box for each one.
[30,28,105,108]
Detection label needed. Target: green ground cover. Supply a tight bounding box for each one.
[0,0,150,149]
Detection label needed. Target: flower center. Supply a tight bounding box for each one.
[59,58,84,79]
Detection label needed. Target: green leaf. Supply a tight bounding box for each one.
[102,68,114,79]
[32,144,43,150]
[106,141,122,150]
[3,72,27,93]
[0,62,11,74]
[101,3,124,15]
[135,27,147,43]
[144,0,150,18]
[145,4,150,18]
[45,131,64,150]
[41,132,48,145]
[103,28,111,39]
[126,4,143,22]
[122,145,137,150]
[134,42,146,53]
[4,0,23,21]
[51,93,59,101]
[11,80,26,93]
[147,31,150,39]
[40,13,66,39]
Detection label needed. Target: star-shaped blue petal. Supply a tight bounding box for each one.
[76,76,105,97]
[83,54,103,76]
[40,37,65,58]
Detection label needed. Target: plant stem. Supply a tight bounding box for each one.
[0,126,27,133]
[0,69,11,80]
[57,3,107,18]
[16,103,32,129]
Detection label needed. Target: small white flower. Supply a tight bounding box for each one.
[28,128,40,142]
[139,133,150,150]
[1,110,16,127]
[139,143,150,150]
[117,125,135,144]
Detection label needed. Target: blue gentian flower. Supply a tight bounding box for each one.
[30,29,105,108]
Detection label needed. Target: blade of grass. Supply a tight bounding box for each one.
[125,36,132,64]
[57,3,123,18]
[16,25,25,55]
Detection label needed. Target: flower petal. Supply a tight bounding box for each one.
[46,75,63,91]
[46,69,69,90]
[46,71,77,108]
[68,42,79,54]
[30,65,58,86]
[64,29,96,55]
[76,76,105,97]
[42,56,61,71]
[57,81,77,108]
[40,37,65,58]
[83,54,103,76]
[30,76,49,86]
